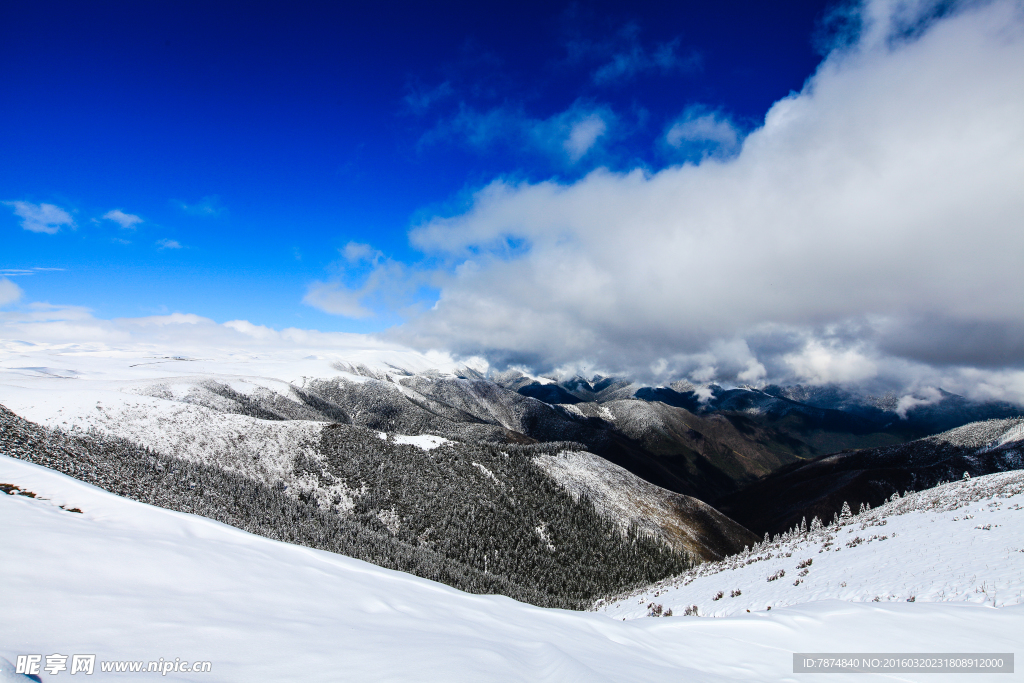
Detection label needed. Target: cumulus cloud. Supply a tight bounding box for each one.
[3,201,75,234]
[102,209,143,229]
[783,339,879,385]
[156,239,182,249]
[0,278,23,306]
[388,0,1024,397]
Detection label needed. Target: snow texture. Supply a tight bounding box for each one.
[597,470,1024,621]
[2,456,1021,682]
[0,342,752,565]
[393,433,452,450]
[535,450,755,560]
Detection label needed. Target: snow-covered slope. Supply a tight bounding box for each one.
[0,340,479,487]
[3,455,1021,683]
[535,450,756,560]
[0,343,755,569]
[0,401,695,609]
[597,471,1024,621]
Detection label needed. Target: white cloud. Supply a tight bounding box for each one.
[303,282,374,319]
[665,107,741,156]
[421,100,614,165]
[0,278,23,306]
[895,387,944,419]
[3,201,75,234]
[102,209,143,229]
[390,0,1024,395]
[783,340,879,386]
[305,246,421,321]
[342,242,383,263]
[177,196,224,216]
[563,113,608,162]
[121,312,209,327]
[531,102,614,163]
[419,104,519,151]
[156,239,182,250]
[223,319,279,340]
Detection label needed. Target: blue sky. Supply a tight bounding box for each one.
[2,0,830,330]
[3,0,1024,400]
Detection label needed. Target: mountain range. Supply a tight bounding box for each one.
[2,350,1022,611]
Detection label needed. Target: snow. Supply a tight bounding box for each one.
[0,342,469,498]
[2,455,1021,682]
[535,450,751,559]
[0,338,475,412]
[978,420,1024,452]
[597,471,1024,620]
[394,434,451,450]
[0,338,471,450]
[927,417,1024,449]
[472,461,499,481]
[3,340,1024,680]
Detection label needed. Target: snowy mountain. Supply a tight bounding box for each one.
[505,372,1022,433]
[716,418,1024,535]
[0,345,761,608]
[5,340,1019,511]
[596,470,1024,621]
[499,373,1024,501]
[0,402,707,609]
[3,339,1023,614]
[3,455,1021,682]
